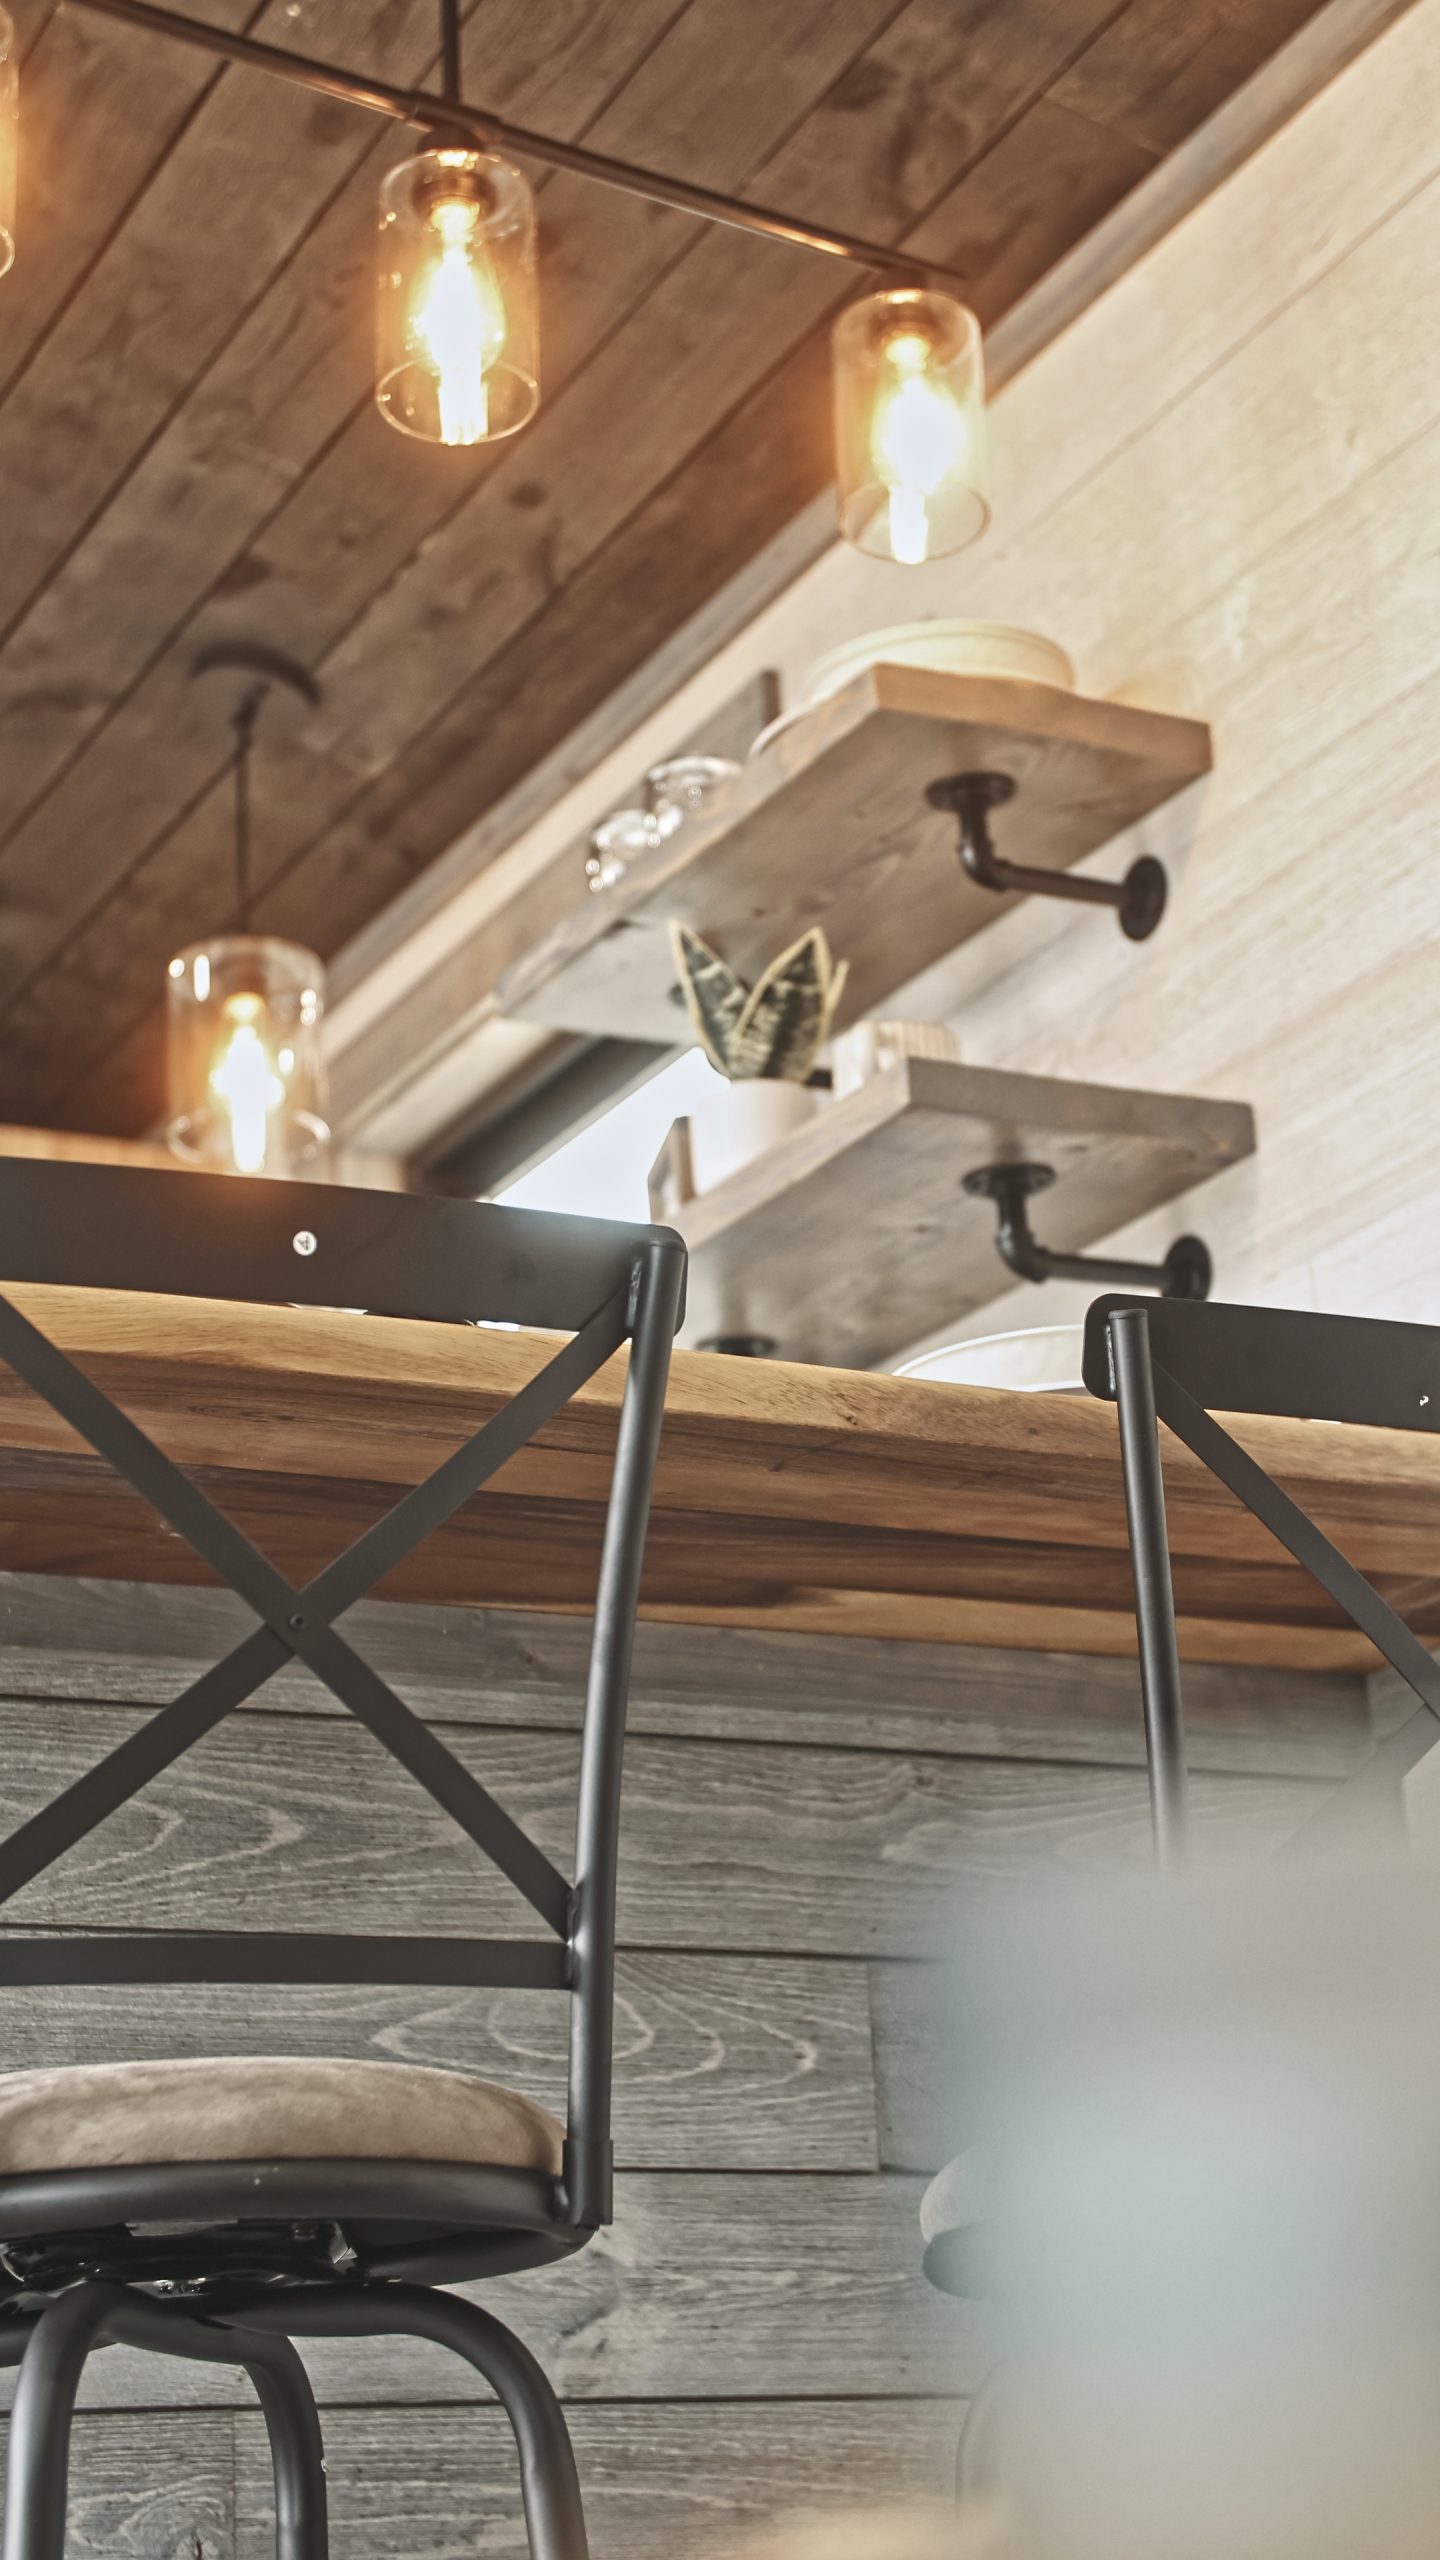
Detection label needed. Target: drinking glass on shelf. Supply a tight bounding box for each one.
[585,806,668,895]
[585,756,742,895]
[645,754,741,830]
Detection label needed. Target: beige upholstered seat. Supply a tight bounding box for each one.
[0,2056,564,2178]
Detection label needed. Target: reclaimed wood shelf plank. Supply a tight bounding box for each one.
[495,666,1213,1045]
[672,1055,1254,1368]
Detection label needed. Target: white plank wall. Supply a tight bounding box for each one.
[355,0,1440,1353]
[797,0,1440,1345]
[886,0,1440,1349]
[0,1578,1370,2555]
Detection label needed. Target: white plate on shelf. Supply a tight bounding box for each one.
[896,1323,1086,1394]
[805,620,1075,706]
[749,622,1075,760]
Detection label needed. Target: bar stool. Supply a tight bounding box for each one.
[0,1159,685,2560]
[1085,1291,1440,1857]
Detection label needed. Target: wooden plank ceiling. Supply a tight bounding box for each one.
[0,0,1329,1141]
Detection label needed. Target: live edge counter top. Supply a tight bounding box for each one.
[0,1288,1434,1671]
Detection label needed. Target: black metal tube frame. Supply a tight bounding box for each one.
[219,2281,589,2560]
[1107,1307,1188,1867]
[1082,1293,1440,1858]
[964,1163,1212,1302]
[927,771,1170,943]
[0,2276,590,2560]
[2,2282,327,2560]
[0,1158,685,2260]
[69,0,967,294]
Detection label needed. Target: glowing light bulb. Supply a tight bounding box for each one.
[407,191,507,447]
[209,992,286,1177]
[869,329,969,567]
[377,149,536,446]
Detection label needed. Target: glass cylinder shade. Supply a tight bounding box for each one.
[0,8,16,281]
[376,146,537,445]
[832,288,988,566]
[166,937,330,1180]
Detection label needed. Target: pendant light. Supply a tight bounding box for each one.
[832,287,988,565]
[62,0,994,543]
[166,652,331,1180]
[0,6,16,279]
[376,142,537,445]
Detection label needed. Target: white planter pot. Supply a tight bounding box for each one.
[687,1076,818,1195]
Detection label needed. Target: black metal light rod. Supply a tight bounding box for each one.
[69,0,968,292]
[927,771,1170,943]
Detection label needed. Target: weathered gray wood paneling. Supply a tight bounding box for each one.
[868,1962,961,2176]
[0,1574,1372,1774]
[22,2171,973,2415]
[15,2412,233,2560]
[0,1570,1340,2555]
[0,1956,878,2172]
[232,2401,958,2560]
[0,1703,1324,1956]
[26,2400,955,2560]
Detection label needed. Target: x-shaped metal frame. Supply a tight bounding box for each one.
[1104,1302,1440,1865]
[0,1283,631,1974]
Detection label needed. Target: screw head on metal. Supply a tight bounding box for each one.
[292,1230,318,1257]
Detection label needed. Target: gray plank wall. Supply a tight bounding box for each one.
[0,1574,1374,2560]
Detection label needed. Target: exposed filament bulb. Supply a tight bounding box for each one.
[870,328,969,567]
[408,187,507,446]
[209,992,285,1176]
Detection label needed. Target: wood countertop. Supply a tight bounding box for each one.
[0,1287,1434,1672]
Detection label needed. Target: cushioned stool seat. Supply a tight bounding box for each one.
[0,2056,564,2178]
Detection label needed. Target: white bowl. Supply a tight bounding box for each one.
[896,1323,1086,1394]
[804,620,1075,707]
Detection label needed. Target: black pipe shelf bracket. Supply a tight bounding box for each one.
[964,1163,1211,1301]
[927,771,1169,941]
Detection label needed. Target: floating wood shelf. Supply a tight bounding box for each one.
[494,665,1213,1046]
[671,1057,1256,1369]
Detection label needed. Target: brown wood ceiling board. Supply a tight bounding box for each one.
[0,0,1343,1135]
[0,0,1070,1115]
[1050,0,1328,155]
[0,1287,1435,1668]
[0,0,948,1095]
[672,1054,1252,1367]
[496,666,1213,1043]
[0,0,695,971]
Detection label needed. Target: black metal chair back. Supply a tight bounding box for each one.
[0,1158,685,2238]
[1083,1294,1440,1864]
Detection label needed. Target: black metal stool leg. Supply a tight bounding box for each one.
[2,2282,328,2560]
[225,2282,588,2560]
[2,2283,112,2560]
[1109,1304,1189,1870]
[238,2333,329,2560]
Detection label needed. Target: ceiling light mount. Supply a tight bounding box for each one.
[189,641,322,744]
[964,1163,1211,1300]
[927,771,1169,941]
